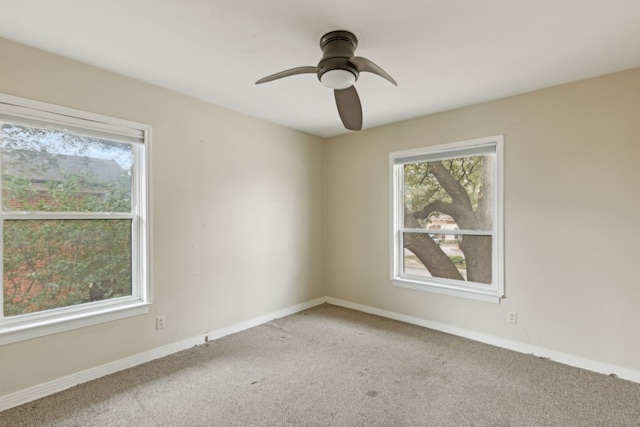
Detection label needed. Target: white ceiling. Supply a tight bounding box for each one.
[1,0,639,138]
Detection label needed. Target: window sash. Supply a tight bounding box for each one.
[1,214,145,331]
[0,95,145,145]
[400,231,494,286]
[392,142,496,165]
[400,228,493,236]
[390,135,504,302]
[0,93,150,343]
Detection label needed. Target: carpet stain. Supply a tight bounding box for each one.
[366,390,378,397]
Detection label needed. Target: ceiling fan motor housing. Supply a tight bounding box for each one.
[317,31,360,86]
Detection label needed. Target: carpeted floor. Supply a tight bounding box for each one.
[2,303,640,426]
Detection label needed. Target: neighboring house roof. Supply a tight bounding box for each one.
[1,150,125,184]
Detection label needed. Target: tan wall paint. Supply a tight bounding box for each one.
[0,38,324,395]
[1,34,639,399]
[325,68,640,372]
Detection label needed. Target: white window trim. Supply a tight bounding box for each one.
[0,93,151,345]
[389,135,504,303]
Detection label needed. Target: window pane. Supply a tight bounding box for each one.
[3,219,132,317]
[1,123,132,212]
[403,233,492,285]
[403,155,493,231]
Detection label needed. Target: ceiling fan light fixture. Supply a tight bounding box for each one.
[255,29,396,131]
[320,69,357,90]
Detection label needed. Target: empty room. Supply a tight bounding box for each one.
[1,1,640,426]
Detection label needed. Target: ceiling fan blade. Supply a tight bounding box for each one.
[334,86,363,131]
[349,57,397,86]
[255,66,319,84]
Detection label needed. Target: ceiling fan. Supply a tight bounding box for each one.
[255,30,397,131]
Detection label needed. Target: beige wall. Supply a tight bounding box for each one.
[325,68,640,372]
[0,38,324,395]
[2,34,640,399]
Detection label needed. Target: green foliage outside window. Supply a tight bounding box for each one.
[402,154,494,284]
[2,124,134,317]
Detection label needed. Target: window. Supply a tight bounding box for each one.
[390,135,503,302]
[0,94,150,344]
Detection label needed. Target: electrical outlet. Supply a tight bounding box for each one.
[507,312,518,324]
[156,316,165,330]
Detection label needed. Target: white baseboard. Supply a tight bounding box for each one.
[0,334,206,413]
[4,295,639,412]
[325,297,640,385]
[0,297,327,412]
[205,297,326,342]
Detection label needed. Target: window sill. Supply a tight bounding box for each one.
[392,277,503,303]
[0,302,151,345]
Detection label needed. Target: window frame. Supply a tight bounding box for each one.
[0,93,151,345]
[389,135,504,303]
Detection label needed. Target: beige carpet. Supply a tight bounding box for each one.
[2,303,640,426]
